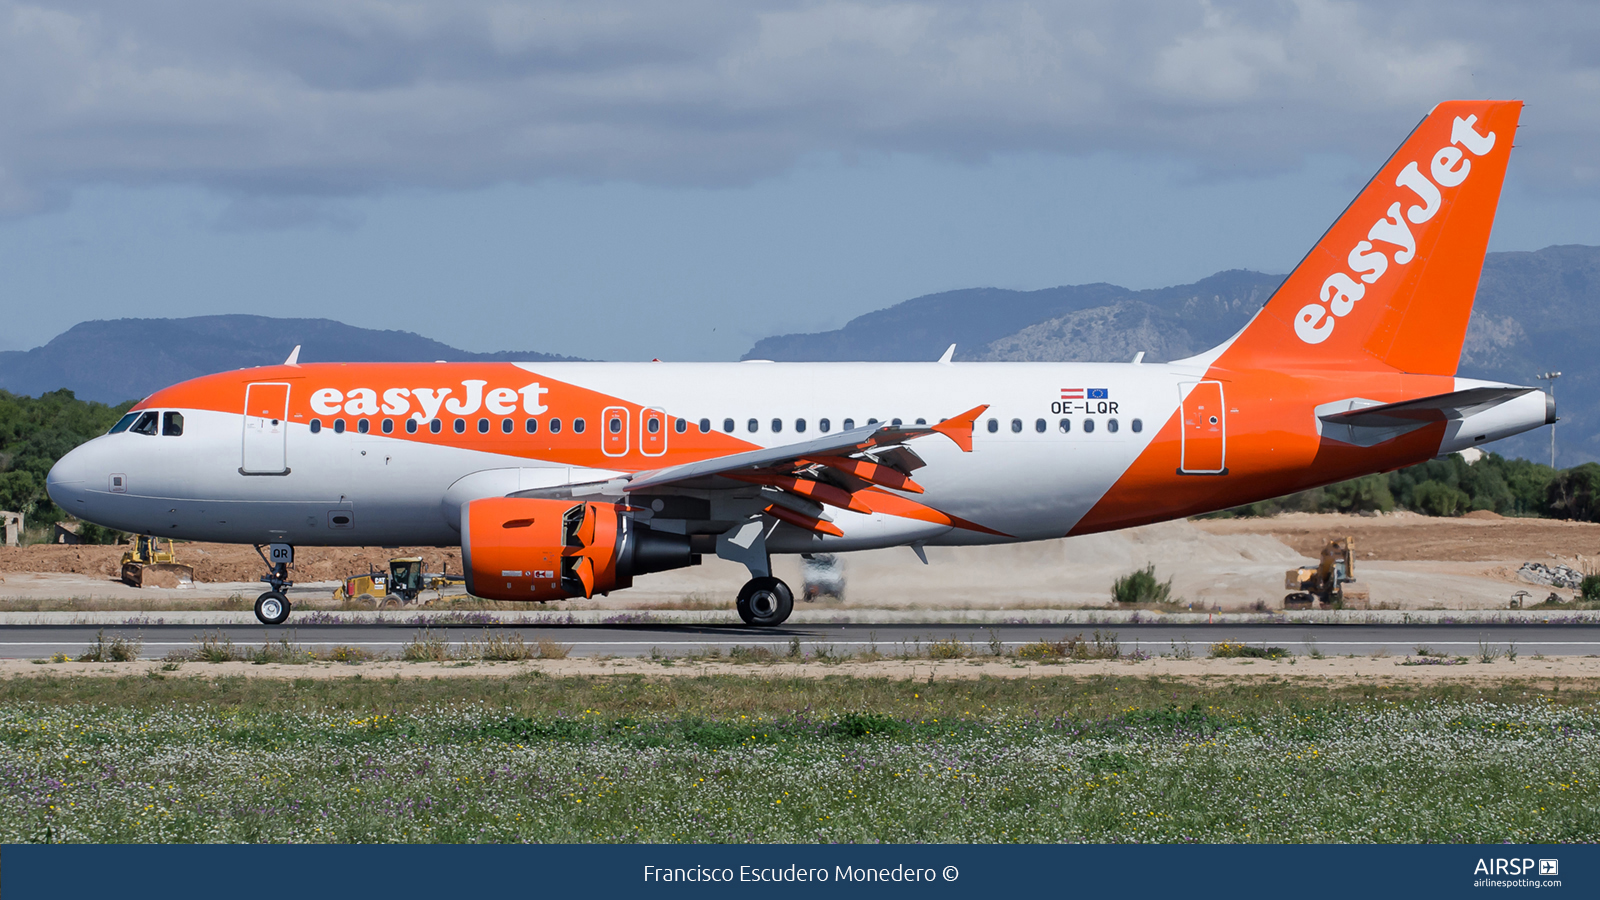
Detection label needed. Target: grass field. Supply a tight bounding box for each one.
[0,674,1596,843]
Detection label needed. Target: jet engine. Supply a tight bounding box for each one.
[461,497,698,602]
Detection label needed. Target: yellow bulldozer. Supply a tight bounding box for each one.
[1284,536,1370,609]
[333,557,466,607]
[120,535,195,588]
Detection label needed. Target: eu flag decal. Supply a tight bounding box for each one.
[1086,388,1109,399]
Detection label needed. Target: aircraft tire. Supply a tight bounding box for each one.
[736,577,793,627]
[255,591,292,626]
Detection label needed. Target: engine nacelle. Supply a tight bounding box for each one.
[461,497,698,602]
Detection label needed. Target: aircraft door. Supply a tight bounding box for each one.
[641,408,667,456]
[242,382,291,475]
[602,406,629,457]
[1178,381,1226,475]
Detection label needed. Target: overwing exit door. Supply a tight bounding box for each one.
[242,382,290,475]
[1178,381,1227,475]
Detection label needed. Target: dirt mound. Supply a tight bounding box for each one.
[0,544,463,584]
[1463,509,1504,520]
[1194,512,1600,562]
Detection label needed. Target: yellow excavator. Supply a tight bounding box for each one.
[334,557,465,606]
[120,535,195,588]
[1284,536,1370,609]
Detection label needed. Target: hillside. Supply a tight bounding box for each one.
[0,316,579,404]
[744,245,1600,465]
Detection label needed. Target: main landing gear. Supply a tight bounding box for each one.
[252,543,294,626]
[736,576,794,627]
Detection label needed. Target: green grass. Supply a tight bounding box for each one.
[1,674,1597,843]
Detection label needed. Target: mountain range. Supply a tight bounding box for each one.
[3,244,1595,465]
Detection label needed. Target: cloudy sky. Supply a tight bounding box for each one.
[2,0,1598,360]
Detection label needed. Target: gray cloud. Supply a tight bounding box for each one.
[0,0,1595,214]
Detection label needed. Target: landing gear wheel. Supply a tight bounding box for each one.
[736,577,794,627]
[255,591,291,625]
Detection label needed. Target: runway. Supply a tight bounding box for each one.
[4,621,1599,659]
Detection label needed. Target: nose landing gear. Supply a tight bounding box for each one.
[736,576,794,627]
[252,543,295,625]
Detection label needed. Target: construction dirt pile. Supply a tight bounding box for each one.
[1192,511,1600,562]
[0,544,463,584]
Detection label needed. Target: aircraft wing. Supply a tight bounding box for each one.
[1318,386,1534,428]
[622,404,989,493]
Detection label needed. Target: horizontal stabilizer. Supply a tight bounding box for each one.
[1318,386,1535,428]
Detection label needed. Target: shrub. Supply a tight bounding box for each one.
[536,637,572,659]
[402,630,449,662]
[324,645,374,663]
[1209,641,1289,659]
[1410,480,1470,517]
[927,638,970,659]
[77,630,142,662]
[192,632,239,663]
[1017,631,1121,660]
[1112,565,1172,604]
[1583,574,1600,604]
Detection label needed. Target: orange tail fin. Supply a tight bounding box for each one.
[1216,100,1521,376]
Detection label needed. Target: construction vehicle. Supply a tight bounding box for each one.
[799,553,845,603]
[1284,536,1370,609]
[120,535,194,588]
[334,556,466,606]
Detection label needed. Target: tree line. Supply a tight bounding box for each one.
[0,389,133,541]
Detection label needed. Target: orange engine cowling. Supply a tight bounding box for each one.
[461,497,699,602]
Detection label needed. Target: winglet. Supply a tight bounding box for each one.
[283,345,301,366]
[938,344,956,365]
[930,404,988,452]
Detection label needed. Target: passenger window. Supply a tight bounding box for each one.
[1059,418,1071,434]
[573,418,586,434]
[549,418,562,434]
[130,411,159,436]
[641,417,655,434]
[429,419,442,434]
[310,418,323,434]
[771,418,782,433]
[915,418,926,425]
[868,418,879,425]
[795,418,806,433]
[699,418,711,433]
[357,418,370,434]
[383,418,394,434]
[985,418,998,434]
[891,418,902,427]
[1084,418,1095,433]
[453,419,465,434]
[1010,418,1022,433]
[1108,418,1119,433]
[525,418,538,434]
[109,412,140,434]
[160,411,184,436]
[501,418,513,434]
[1034,418,1045,433]
[819,418,831,433]
[842,418,854,430]
[477,418,489,434]
[406,418,418,434]
[334,418,346,434]
[675,418,687,434]
[747,418,758,433]
[1131,418,1143,433]
[723,418,735,433]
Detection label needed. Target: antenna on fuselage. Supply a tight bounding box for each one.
[938,344,956,365]
[283,345,301,366]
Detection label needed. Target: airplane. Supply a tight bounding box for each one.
[46,99,1551,627]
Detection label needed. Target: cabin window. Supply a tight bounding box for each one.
[161,412,184,436]
[819,418,831,433]
[842,418,854,430]
[1108,418,1119,433]
[406,418,418,434]
[501,418,513,434]
[382,418,394,434]
[525,418,538,434]
[986,418,998,434]
[1131,418,1143,433]
[573,418,586,434]
[1010,418,1022,433]
[723,418,735,433]
[1083,418,1095,433]
[549,418,562,434]
[429,419,442,434]
[1034,418,1046,433]
[643,417,657,434]
[1058,418,1071,434]
[109,412,140,434]
[795,418,806,433]
[130,411,159,436]
[310,418,322,434]
[891,418,902,427]
[333,418,346,434]
[675,418,687,434]
[916,418,926,425]
[868,418,879,425]
[747,418,758,433]
[453,418,465,434]
[699,418,711,433]
[771,418,783,433]
[357,418,370,434]
[477,418,490,434]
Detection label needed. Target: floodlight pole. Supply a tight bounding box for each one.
[1537,371,1561,469]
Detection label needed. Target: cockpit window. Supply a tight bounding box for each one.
[162,411,184,436]
[108,412,139,434]
[128,411,159,436]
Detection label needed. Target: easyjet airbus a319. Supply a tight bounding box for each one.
[47,100,1552,627]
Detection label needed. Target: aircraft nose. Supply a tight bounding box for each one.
[46,445,90,509]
